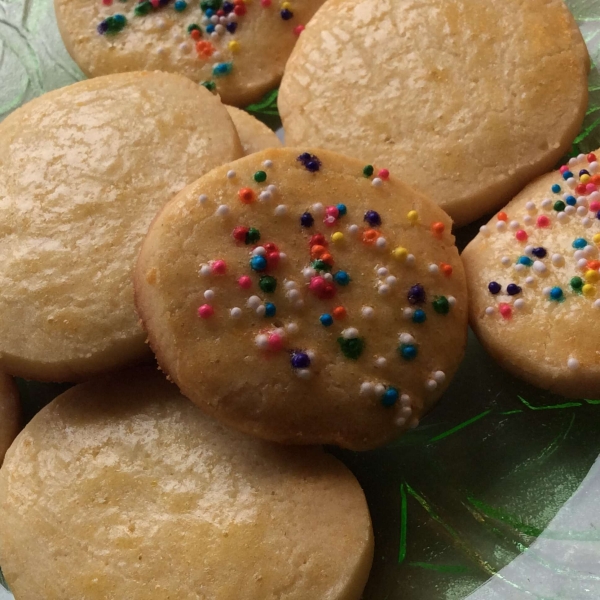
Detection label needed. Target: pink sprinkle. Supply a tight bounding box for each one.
[198,304,214,319]
[309,276,325,294]
[238,276,252,289]
[378,168,390,180]
[267,333,283,351]
[515,230,528,241]
[325,205,339,218]
[560,165,569,174]
[499,303,512,320]
[591,201,600,212]
[323,215,337,227]
[293,24,305,35]
[211,260,227,275]
[586,183,597,194]
[261,0,271,6]
[150,0,160,6]
[536,215,550,228]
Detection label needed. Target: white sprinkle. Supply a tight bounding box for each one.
[274,327,286,338]
[372,177,383,187]
[514,299,525,310]
[395,417,407,427]
[525,276,535,285]
[252,247,266,257]
[226,170,236,179]
[400,394,411,406]
[227,12,237,22]
[567,178,577,189]
[501,256,511,266]
[230,307,242,318]
[294,300,304,309]
[210,32,219,39]
[376,237,387,248]
[406,254,416,266]
[563,192,571,201]
[274,205,287,216]
[284,280,297,290]
[524,245,534,256]
[204,290,215,300]
[306,350,316,361]
[574,250,585,260]
[577,196,589,206]
[342,328,359,339]
[215,24,225,33]
[485,306,494,315]
[247,295,261,309]
[543,286,552,296]
[565,205,576,215]
[199,265,211,277]
[584,245,596,258]
[400,406,412,417]
[216,205,229,216]
[577,258,588,269]
[279,252,287,262]
[286,289,300,300]
[361,306,374,319]
[263,160,273,168]
[479,225,490,236]
[386,275,397,286]
[374,383,386,396]
[577,205,588,216]
[403,308,414,319]
[303,267,316,279]
[259,191,272,202]
[179,42,191,54]
[557,212,568,223]
[582,217,593,228]
[360,382,374,395]
[579,153,586,160]
[219,16,227,24]
[156,46,165,55]
[514,264,525,272]
[378,284,390,295]
[552,254,564,267]
[255,334,268,349]
[255,305,266,317]
[525,201,536,211]
[156,17,166,29]
[569,157,578,166]
[594,299,600,309]
[567,357,580,370]
[375,357,387,368]
[425,379,438,391]
[428,264,439,274]
[533,261,546,274]
[347,224,359,235]
[210,14,219,23]
[541,198,553,209]
[399,333,415,344]
[590,162,599,174]
[447,296,456,307]
[509,220,519,231]
[312,203,324,215]
[296,369,312,380]
[496,221,507,232]
[433,370,446,383]
[198,194,208,204]
[323,273,333,281]
[377,267,389,277]
[523,215,534,226]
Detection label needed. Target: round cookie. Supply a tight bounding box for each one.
[55,0,325,107]
[226,106,282,155]
[278,0,589,227]
[134,148,468,450]
[463,151,600,398]
[0,71,242,382]
[0,369,374,600]
[0,373,20,465]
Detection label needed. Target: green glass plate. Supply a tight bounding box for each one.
[0,1,599,598]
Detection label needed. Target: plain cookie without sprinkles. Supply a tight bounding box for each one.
[134,147,468,450]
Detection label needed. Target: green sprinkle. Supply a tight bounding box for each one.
[187,23,201,33]
[245,227,260,244]
[570,276,583,292]
[254,170,267,183]
[201,81,216,91]
[106,14,127,33]
[337,337,365,360]
[134,1,152,15]
[259,276,277,293]
[553,200,566,212]
[311,259,332,272]
[200,0,222,11]
[363,165,374,177]
[432,296,450,315]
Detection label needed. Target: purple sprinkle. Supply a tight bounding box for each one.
[507,283,521,296]
[297,153,321,172]
[290,351,311,369]
[407,284,426,305]
[226,21,237,33]
[300,212,314,228]
[364,210,381,227]
[97,20,109,34]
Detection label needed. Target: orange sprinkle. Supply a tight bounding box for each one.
[440,263,453,276]
[362,229,380,244]
[332,306,346,319]
[190,29,201,40]
[310,244,327,259]
[588,260,600,270]
[196,40,215,57]
[238,187,256,204]
[592,174,600,185]
[320,253,334,266]
[497,211,508,221]
[431,221,445,236]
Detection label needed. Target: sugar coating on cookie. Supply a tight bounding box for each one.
[226,106,282,155]
[0,72,242,381]
[55,0,324,107]
[0,373,19,465]
[463,151,600,397]
[0,369,373,600]
[279,0,589,226]
[135,148,468,450]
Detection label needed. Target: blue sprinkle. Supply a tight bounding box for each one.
[517,256,533,266]
[381,387,399,407]
[174,0,187,11]
[206,23,215,33]
[336,203,347,216]
[562,171,573,180]
[205,8,214,16]
[280,8,293,19]
[250,255,267,271]
[412,309,426,324]
[549,286,564,301]
[488,281,501,294]
[399,343,418,360]
[213,62,233,77]
[113,13,126,24]
[319,314,333,327]
[572,238,587,249]
[565,195,577,206]
[300,212,314,228]
[265,302,276,317]
[507,283,522,296]
[333,270,350,286]
[551,184,561,194]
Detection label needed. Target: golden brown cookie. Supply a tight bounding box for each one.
[226,106,281,155]
[55,0,325,106]
[0,373,19,465]
[134,148,468,450]
[0,71,242,382]
[463,150,600,397]
[0,369,374,600]
[279,0,589,226]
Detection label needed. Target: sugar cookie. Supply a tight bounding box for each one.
[0,373,19,465]
[0,369,373,600]
[463,150,600,397]
[55,0,325,107]
[135,148,468,449]
[226,106,281,155]
[279,0,589,226]
[0,71,242,382]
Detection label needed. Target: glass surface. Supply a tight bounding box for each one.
[0,0,599,597]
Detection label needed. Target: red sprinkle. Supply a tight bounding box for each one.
[238,276,252,289]
[232,226,249,242]
[211,260,227,274]
[431,222,445,236]
[560,165,569,174]
[309,233,327,247]
[440,263,453,277]
[497,211,508,221]
[586,183,597,194]
[191,29,201,40]
[588,153,597,163]
[499,303,512,320]
[333,306,346,319]
[536,215,550,228]
[576,183,587,195]
[590,201,600,212]
[198,304,214,319]
[102,0,113,5]
[293,24,305,35]
[515,230,528,241]
[261,0,272,5]
[378,168,390,180]
[234,4,246,15]
[266,251,280,269]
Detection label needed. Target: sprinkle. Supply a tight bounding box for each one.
[198,304,214,318]
[331,232,344,243]
[296,153,321,172]
[406,254,416,266]
[211,260,227,275]
[255,334,269,349]
[259,191,272,202]
[372,178,383,187]
[360,382,374,395]
[532,261,546,274]
[199,265,211,276]
[407,284,426,304]
[375,237,387,248]
[532,247,547,258]
[447,296,456,307]
[432,296,450,314]
[213,62,233,77]
[386,275,397,286]
[393,246,408,261]
[499,303,512,319]
[488,281,501,294]
[332,306,346,319]
[230,307,242,318]
[525,201,536,211]
[216,204,229,216]
[515,230,528,242]
[509,220,520,231]
[333,270,351,286]
[428,264,439,274]
[319,314,333,327]
[375,357,387,368]
[433,371,446,384]
[567,357,579,370]
[290,351,310,369]
[256,305,266,317]
[497,212,508,221]
[198,194,208,204]
[403,308,414,319]
[549,287,564,301]
[501,256,511,266]
[226,170,236,179]
[425,380,438,391]
[554,200,566,212]
[399,343,418,360]
[431,222,445,236]
[250,255,267,272]
[507,283,521,296]
[361,306,374,318]
[517,256,533,267]
[342,328,359,339]
[407,210,419,224]
[485,306,494,315]
[496,221,507,232]
[479,226,490,236]
[399,333,415,344]
[536,215,550,228]
[551,254,564,267]
[337,336,364,360]
[347,224,359,235]
[364,210,381,227]
[514,299,525,309]
[583,284,596,297]
[541,199,553,209]
[259,276,277,293]
[552,184,562,194]
[573,237,588,249]
[381,387,399,407]
[412,309,426,323]
[274,205,287,216]
[204,289,215,300]
[252,246,266,257]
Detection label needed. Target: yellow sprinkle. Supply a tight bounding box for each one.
[407,210,419,224]
[228,40,240,53]
[281,1,291,7]
[331,232,344,243]
[585,269,600,283]
[580,174,591,184]
[583,283,596,297]
[594,233,600,245]
[392,246,408,260]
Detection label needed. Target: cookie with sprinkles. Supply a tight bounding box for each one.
[226,105,282,155]
[0,71,243,381]
[55,0,324,106]
[463,150,600,397]
[134,147,468,450]
[279,0,589,226]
